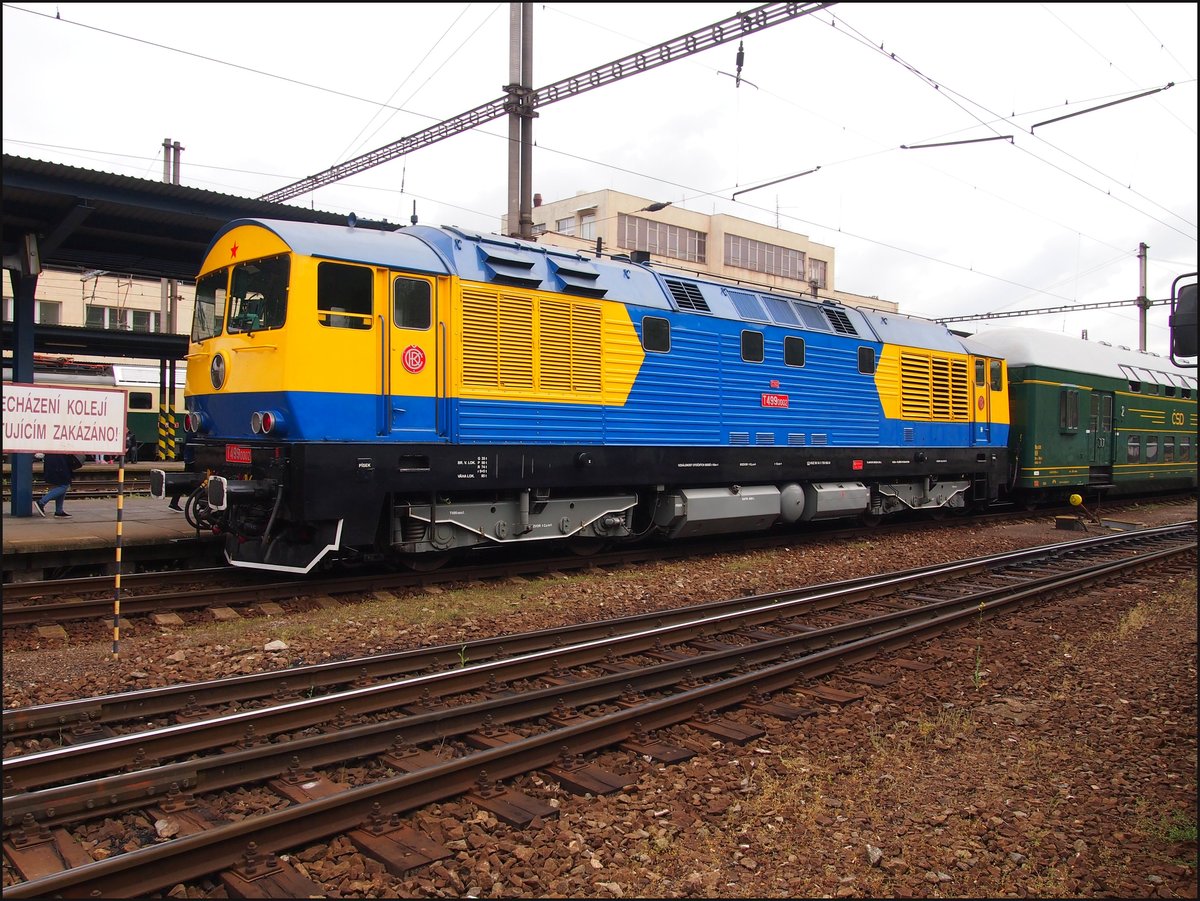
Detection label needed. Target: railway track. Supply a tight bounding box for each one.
[5,496,1193,627]
[2,522,1193,898]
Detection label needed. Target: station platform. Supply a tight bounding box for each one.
[2,494,222,581]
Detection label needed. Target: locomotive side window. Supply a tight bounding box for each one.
[228,255,289,333]
[858,347,876,374]
[192,270,228,342]
[394,277,431,330]
[317,262,373,330]
[784,336,805,367]
[974,359,985,386]
[741,330,764,363]
[642,316,670,353]
[1126,435,1141,463]
[990,360,1003,391]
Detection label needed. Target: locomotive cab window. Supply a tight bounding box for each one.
[394,277,431,330]
[741,330,764,363]
[642,316,670,353]
[784,335,805,367]
[858,346,876,374]
[974,359,986,386]
[317,262,373,330]
[192,270,228,342]
[990,360,1003,392]
[228,255,289,334]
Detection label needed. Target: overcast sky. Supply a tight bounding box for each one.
[3,2,1196,358]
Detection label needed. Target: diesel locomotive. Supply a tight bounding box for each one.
[155,218,1194,573]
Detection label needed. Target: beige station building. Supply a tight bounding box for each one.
[3,188,895,366]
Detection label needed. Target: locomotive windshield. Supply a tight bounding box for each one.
[191,270,228,342]
[228,256,290,334]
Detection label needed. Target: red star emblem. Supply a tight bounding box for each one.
[230,242,239,259]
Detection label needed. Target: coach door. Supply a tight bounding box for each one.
[1088,392,1114,465]
[386,274,445,440]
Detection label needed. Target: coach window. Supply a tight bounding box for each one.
[1059,388,1079,432]
[642,316,670,353]
[1126,435,1141,463]
[1181,436,1193,461]
[741,330,764,363]
[317,262,373,330]
[228,255,289,334]
[1145,435,1159,463]
[784,335,806,367]
[128,391,154,411]
[394,277,431,330]
[858,347,876,374]
[1164,436,1175,462]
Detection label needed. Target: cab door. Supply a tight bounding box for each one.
[970,356,992,445]
[386,273,445,440]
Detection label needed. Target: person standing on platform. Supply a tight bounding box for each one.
[125,421,139,464]
[36,452,81,518]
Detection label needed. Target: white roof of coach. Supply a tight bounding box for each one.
[961,327,1197,390]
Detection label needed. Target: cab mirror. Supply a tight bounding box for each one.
[1169,278,1197,365]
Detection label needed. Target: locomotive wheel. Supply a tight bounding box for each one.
[184,487,211,530]
[567,537,609,557]
[401,551,455,572]
[859,512,883,528]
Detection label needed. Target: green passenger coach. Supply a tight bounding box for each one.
[962,328,1197,503]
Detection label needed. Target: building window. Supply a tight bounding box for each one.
[725,233,805,279]
[642,316,670,353]
[808,258,827,288]
[131,309,161,332]
[618,214,706,264]
[555,217,575,236]
[741,330,764,363]
[2,299,61,324]
[38,301,61,325]
[86,305,130,330]
[579,210,596,240]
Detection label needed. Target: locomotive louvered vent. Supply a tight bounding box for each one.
[788,433,806,446]
[811,433,828,445]
[548,258,607,298]
[900,351,970,422]
[729,290,768,321]
[755,432,775,446]
[903,427,915,443]
[461,288,603,395]
[479,246,542,288]
[823,307,858,335]
[730,432,750,445]
[664,279,711,313]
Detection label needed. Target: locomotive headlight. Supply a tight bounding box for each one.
[210,353,227,390]
[251,410,286,436]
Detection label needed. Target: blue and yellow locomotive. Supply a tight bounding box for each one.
[165,217,1013,572]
